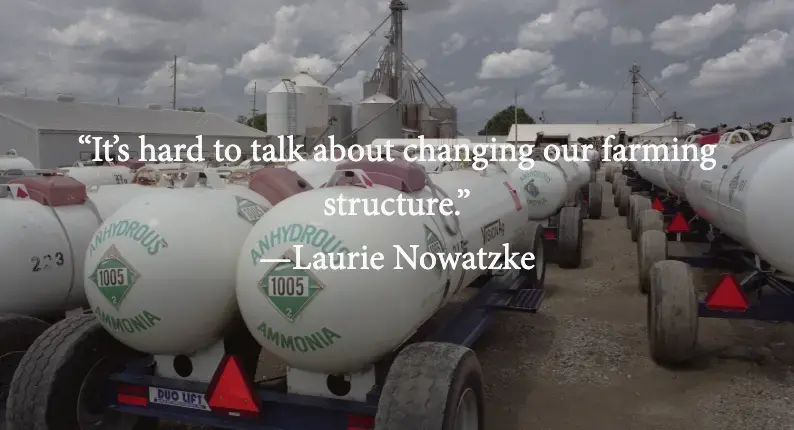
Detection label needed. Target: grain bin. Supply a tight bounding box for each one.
[266,79,307,137]
[355,93,402,146]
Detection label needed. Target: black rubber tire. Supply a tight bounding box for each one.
[647,260,698,365]
[587,182,602,219]
[612,173,623,194]
[520,223,547,289]
[618,185,631,217]
[5,314,157,430]
[637,209,664,238]
[613,182,622,207]
[375,342,485,430]
[556,206,582,269]
[0,314,51,428]
[605,166,614,183]
[638,230,667,294]
[630,196,652,240]
[589,168,597,183]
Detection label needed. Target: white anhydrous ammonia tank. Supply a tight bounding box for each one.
[293,71,330,134]
[632,140,671,192]
[287,158,346,188]
[684,127,794,275]
[510,160,569,219]
[267,79,308,137]
[236,160,534,373]
[0,150,35,170]
[662,135,700,197]
[83,172,278,355]
[0,177,173,316]
[355,93,402,147]
[61,166,133,186]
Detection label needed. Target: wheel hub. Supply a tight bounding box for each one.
[77,357,141,430]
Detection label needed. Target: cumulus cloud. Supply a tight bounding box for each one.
[138,58,222,97]
[744,0,794,30]
[441,32,467,55]
[517,0,608,50]
[534,65,564,86]
[445,85,488,104]
[650,4,736,56]
[690,30,790,88]
[610,26,643,46]
[542,81,608,100]
[477,49,554,79]
[654,62,690,81]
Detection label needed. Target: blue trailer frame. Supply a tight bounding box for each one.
[98,268,545,429]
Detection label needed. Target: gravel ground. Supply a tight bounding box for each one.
[162,167,794,429]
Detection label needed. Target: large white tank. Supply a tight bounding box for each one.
[60,165,133,186]
[355,93,402,147]
[663,135,700,197]
[266,79,308,137]
[631,141,671,192]
[83,169,311,355]
[0,177,173,317]
[327,90,353,144]
[293,71,330,134]
[510,161,569,219]
[683,125,794,275]
[235,159,536,373]
[0,150,35,170]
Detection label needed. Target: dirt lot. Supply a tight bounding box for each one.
[166,167,794,429]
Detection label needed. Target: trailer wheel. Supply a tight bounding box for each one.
[556,206,582,269]
[587,183,602,219]
[648,261,698,365]
[605,166,614,183]
[613,182,622,207]
[5,314,156,430]
[0,314,51,421]
[637,209,664,238]
[638,230,667,294]
[629,196,652,240]
[375,342,484,430]
[618,185,631,216]
[611,173,623,194]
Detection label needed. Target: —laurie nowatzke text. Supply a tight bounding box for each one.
[262,244,536,271]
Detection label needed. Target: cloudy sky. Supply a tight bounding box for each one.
[1,0,792,134]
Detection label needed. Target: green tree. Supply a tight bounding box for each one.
[237,113,267,132]
[478,105,534,135]
[179,106,206,112]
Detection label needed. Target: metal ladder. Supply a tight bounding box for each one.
[283,79,297,136]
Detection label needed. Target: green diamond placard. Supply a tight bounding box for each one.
[424,225,443,275]
[259,259,324,322]
[236,196,267,225]
[89,244,140,310]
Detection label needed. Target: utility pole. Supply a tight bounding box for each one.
[250,81,258,120]
[513,89,519,144]
[170,55,177,110]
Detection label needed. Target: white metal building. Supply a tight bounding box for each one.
[506,123,667,143]
[0,95,268,168]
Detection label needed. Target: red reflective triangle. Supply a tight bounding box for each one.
[667,212,689,233]
[206,355,259,416]
[652,198,664,211]
[705,274,748,312]
[16,187,28,199]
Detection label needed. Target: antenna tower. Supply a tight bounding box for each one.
[170,55,177,110]
[604,63,666,123]
[250,81,258,119]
